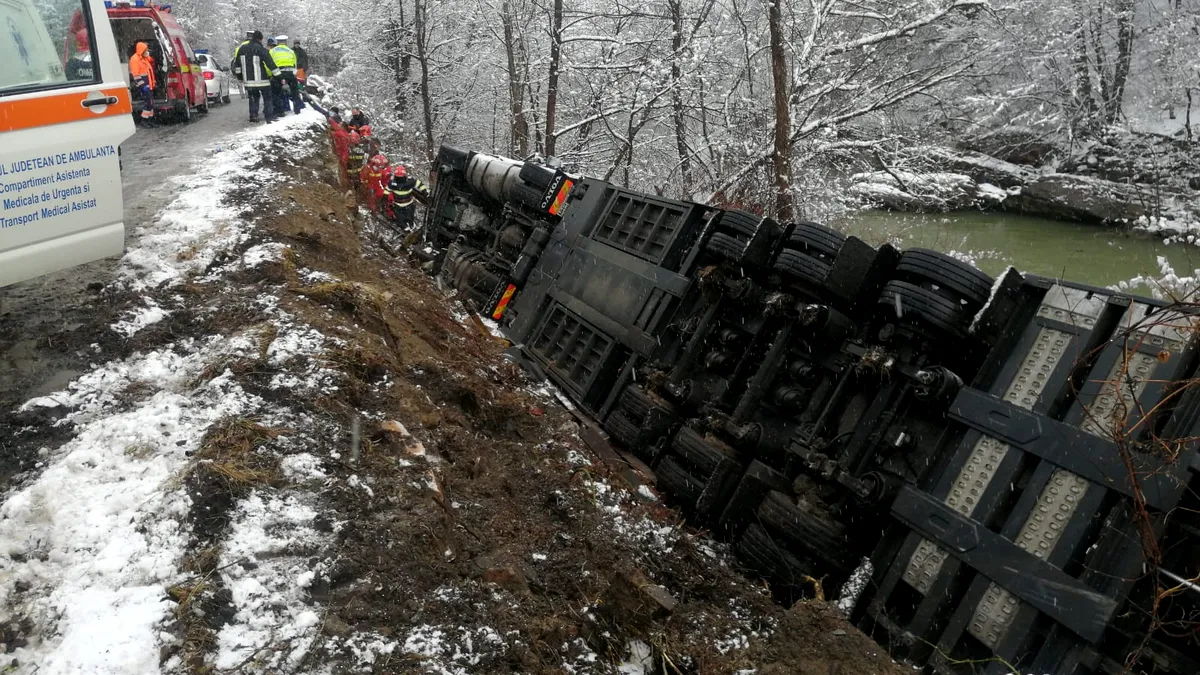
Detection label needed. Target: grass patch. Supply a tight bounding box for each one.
[193,418,283,492]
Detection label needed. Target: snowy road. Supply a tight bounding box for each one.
[0,102,257,434]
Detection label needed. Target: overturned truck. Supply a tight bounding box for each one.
[420,146,1200,675]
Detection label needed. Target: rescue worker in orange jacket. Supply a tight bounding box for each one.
[360,154,390,211]
[129,41,156,125]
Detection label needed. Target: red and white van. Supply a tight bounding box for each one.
[0,0,135,286]
[104,0,207,121]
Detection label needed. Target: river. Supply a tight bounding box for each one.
[834,210,1200,293]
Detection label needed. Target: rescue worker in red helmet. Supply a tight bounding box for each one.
[345,132,370,188]
[383,165,429,230]
[129,41,157,125]
[65,29,93,81]
[360,154,390,211]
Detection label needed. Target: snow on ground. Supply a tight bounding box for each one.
[0,113,328,674]
[120,111,320,292]
[0,337,263,673]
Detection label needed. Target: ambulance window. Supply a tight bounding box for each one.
[0,0,99,95]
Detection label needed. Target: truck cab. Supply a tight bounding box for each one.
[0,0,136,287]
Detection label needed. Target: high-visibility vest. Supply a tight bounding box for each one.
[231,40,249,61]
[270,45,297,69]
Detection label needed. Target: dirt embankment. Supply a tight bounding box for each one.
[3,120,907,674]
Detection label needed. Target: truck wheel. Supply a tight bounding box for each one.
[735,522,818,601]
[787,221,845,260]
[603,410,643,449]
[714,210,761,238]
[617,385,675,423]
[894,248,993,309]
[654,456,705,507]
[773,249,831,289]
[757,490,850,570]
[878,280,969,337]
[705,232,747,261]
[671,426,736,477]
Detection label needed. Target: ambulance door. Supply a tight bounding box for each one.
[0,0,136,287]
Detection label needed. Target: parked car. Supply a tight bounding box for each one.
[104,0,206,122]
[0,0,135,287]
[193,50,230,104]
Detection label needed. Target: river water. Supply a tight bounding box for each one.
[834,210,1200,293]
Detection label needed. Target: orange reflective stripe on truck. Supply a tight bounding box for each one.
[492,284,518,320]
[548,179,574,216]
[0,87,133,133]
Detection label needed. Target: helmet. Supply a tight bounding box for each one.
[392,165,407,178]
[370,155,388,169]
[245,30,254,38]
[358,124,372,136]
[348,131,360,144]
[267,37,277,46]
[276,35,289,42]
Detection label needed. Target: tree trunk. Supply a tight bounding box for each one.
[501,0,530,156]
[1070,26,1097,135]
[766,0,793,220]
[669,0,691,194]
[414,0,436,160]
[544,0,563,156]
[1105,0,1135,124]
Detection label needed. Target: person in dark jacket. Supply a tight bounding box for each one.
[384,165,430,230]
[346,108,370,132]
[293,39,309,82]
[235,31,277,123]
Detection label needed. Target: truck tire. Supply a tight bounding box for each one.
[603,410,643,449]
[714,210,761,238]
[895,249,993,308]
[787,221,845,260]
[706,232,747,261]
[757,490,850,570]
[617,385,676,423]
[654,456,705,506]
[878,280,969,337]
[773,249,831,289]
[735,522,817,601]
[671,426,736,477]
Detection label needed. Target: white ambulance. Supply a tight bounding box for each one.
[0,0,136,287]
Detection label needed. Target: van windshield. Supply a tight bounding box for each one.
[0,0,75,93]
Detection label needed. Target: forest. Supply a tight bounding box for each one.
[174,0,1199,222]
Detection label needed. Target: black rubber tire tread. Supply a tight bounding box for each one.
[508,182,544,209]
[671,426,734,477]
[878,280,969,337]
[787,221,845,259]
[735,523,818,598]
[773,249,831,289]
[705,232,747,261]
[715,210,761,238]
[756,490,850,569]
[895,248,993,307]
[654,456,705,507]
[603,411,642,449]
[618,385,676,422]
[519,163,555,191]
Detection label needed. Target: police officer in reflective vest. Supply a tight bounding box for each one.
[384,166,429,230]
[269,35,303,115]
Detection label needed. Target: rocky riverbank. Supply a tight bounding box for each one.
[849,128,1200,236]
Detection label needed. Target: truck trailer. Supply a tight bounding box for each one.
[419,145,1200,675]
